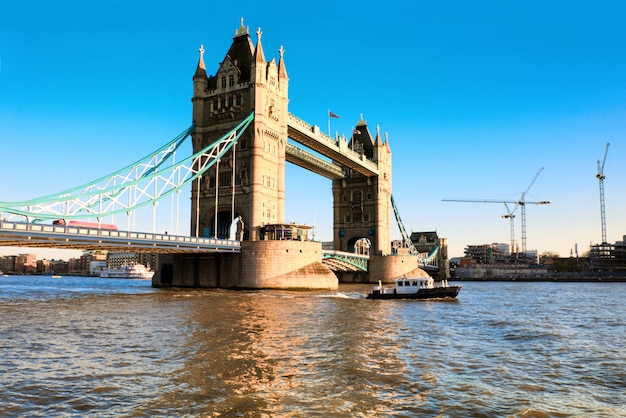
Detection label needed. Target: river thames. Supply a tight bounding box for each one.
[0,276,624,417]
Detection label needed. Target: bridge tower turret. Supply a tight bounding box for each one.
[332,116,392,256]
[190,21,289,240]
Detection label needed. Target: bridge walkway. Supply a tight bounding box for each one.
[287,113,379,178]
[0,220,241,254]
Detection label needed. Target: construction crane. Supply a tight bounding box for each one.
[443,167,550,258]
[597,143,610,243]
[502,202,517,256]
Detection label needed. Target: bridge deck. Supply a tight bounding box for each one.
[285,143,344,180]
[287,113,379,177]
[0,221,241,253]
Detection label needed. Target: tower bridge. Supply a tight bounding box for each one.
[0,21,447,289]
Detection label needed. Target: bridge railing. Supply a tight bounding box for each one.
[288,113,338,145]
[322,249,370,260]
[287,113,379,173]
[0,220,240,250]
[322,250,370,271]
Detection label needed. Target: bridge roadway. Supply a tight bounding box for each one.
[0,220,371,270]
[0,220,241,254]
[287,113,379,178]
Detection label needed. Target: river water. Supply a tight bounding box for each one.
[0,276,624,417]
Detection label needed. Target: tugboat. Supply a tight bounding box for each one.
[366,276,461,300]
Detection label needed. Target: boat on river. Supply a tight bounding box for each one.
[100,264,154,280]
[366,276,461,300]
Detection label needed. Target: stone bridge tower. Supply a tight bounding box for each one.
[332,117,392,256]
[191,22,289,240]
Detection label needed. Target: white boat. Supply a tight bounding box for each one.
[100,264,154,280]
[367,276,461,300]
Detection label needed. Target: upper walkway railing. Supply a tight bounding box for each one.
[287,113,379,177]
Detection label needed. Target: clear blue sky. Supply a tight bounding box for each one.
[1,1,625,260]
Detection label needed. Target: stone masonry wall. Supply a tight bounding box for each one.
[239,240,337,289]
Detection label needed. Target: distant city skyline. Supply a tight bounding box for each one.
[1,1,625,259]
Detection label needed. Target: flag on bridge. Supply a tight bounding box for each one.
[328,110,340,118]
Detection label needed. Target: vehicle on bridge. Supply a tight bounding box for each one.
[53,219,118,230]
[366,276,461,300]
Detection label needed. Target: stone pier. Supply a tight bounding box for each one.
[153,240,338,290]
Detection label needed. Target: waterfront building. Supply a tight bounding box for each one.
[16,254,37,274]
[72,250,108,276]
[590,235,626,271]
[464,243,510,265]
[463,243,538,265]
[36,259,53,275]
[454,243,544,279]
[410,231,449,279]
[0,255,16,274]
[106,251,158,271]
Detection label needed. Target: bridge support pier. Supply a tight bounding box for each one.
[153,240,338,290]
[366,254,424,283]
[327,254,428,284]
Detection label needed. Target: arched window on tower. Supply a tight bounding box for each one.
[229,74,235,87]
[221,76,227,89]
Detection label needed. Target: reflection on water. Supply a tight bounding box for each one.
[0,277,624,416]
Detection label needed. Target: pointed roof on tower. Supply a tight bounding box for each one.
[194,44,207,78]
[375,124,382,146]
[207,19,255,86]
[278,45,288,79]
[350,114,375,159]
[254,27,266,64]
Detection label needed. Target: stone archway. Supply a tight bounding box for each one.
[347,237,371,255]
[205,210,241,239]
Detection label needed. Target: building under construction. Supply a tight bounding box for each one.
[462,243,538,265]
[590,235,626,272]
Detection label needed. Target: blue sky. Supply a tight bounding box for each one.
[1,1,625,259]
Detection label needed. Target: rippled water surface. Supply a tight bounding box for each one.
[1,276,624,417]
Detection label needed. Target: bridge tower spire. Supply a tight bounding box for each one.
[191,21,289,240]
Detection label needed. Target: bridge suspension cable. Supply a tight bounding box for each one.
[390,194,440,267]
[0,112,254,229]
[390,194,418,256]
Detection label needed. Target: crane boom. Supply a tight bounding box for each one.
[599,143,610,176]
[443,198,550,205]
[597,143,610,243]
[443,167,549,258]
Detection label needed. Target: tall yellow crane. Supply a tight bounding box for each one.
[443,167,550,258]
[596,143,610,243]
